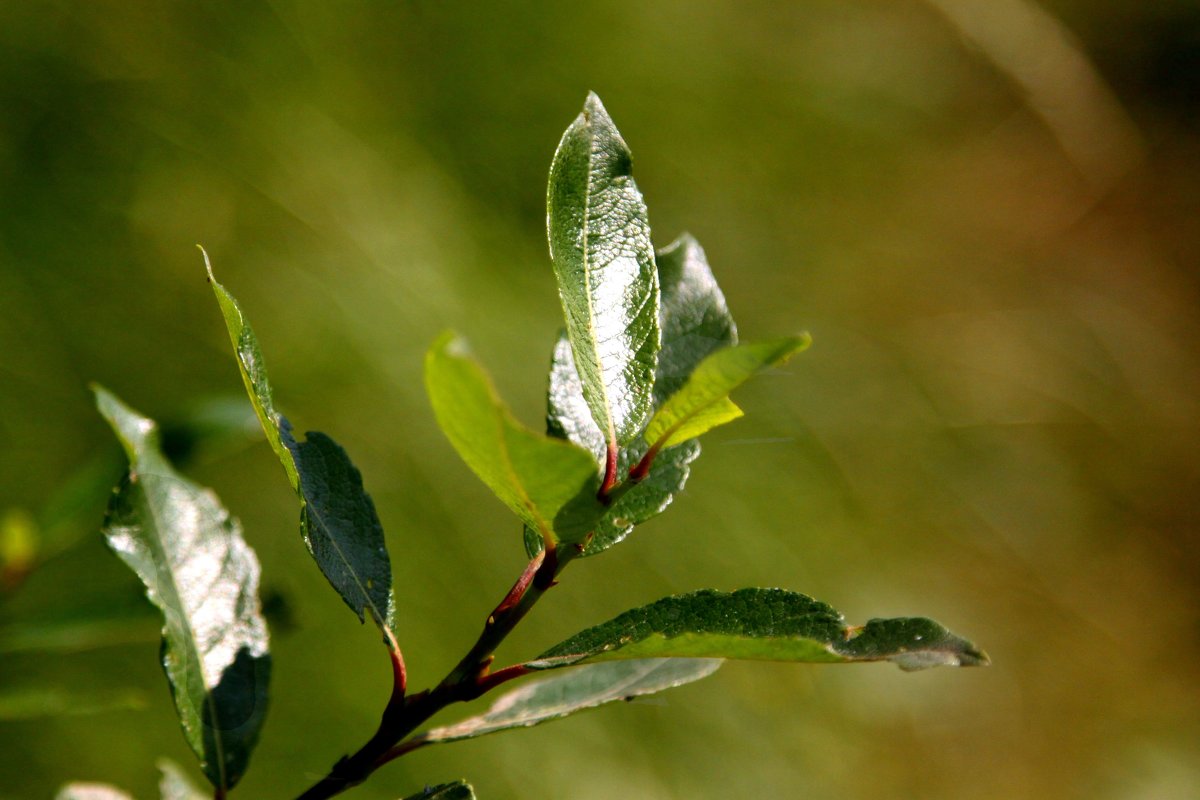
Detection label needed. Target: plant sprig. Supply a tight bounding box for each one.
[77,93,986,800]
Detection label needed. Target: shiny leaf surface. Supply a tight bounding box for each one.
[401,782,476,800]
[95,387,270,791]
[547,92,660,449]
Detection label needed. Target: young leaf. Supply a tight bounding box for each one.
[55,785,134,800]
[402,783,476,800]
[548,92,660,455]
[94,386,271,791]
[415,658,720,746]
[424,332,605,547]
[528,588,988,672]
[535,234,737,557]
[205,252,395,630]
[643,335,811,454]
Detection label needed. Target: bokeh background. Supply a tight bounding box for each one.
[3,1,1199,798]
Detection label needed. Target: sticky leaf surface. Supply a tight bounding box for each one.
[530,588,988,672]
[95,386,270,791]
[548,92,660,448]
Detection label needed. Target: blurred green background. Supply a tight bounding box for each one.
[2,1,1199,797]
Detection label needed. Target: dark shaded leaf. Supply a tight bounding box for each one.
[416,658,720,745]
[425,332,604,548]
[206,252,395,629]
[529,588,988,672]
[95,386,271,790]
[547,92,660,450]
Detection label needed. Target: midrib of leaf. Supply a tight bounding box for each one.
[580,123,617,450]
[135,471,227,790]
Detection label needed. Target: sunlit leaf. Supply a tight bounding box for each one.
[535,234,736,557]
[95,386,271,791]
[548,92,660,452]
[401,781,476,800]
[206,252,395,630]
[425,332,604,548]
[529,589,988,672]
[644,336,810,452]
[416,658,720,745]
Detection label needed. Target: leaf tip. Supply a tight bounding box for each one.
[197,244,215,283]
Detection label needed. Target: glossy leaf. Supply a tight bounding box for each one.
[652,233,739,403]
[95,386,270,791]
[547,92,660,450]
[158,760,208,800]
[644,335,811,452]
[55,785,134,800]
[529,589,988,672]
[416,658,720,745]
[206,253,395,629]
[425,332,604,547]
[402,782,476,800]
[535,234,736,557]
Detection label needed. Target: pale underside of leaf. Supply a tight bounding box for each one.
[418,658,721,745]
[205,253,395,630]
[158,759,209,800]
[528,588,989,672]
[425,332,603,547]
[548,92,660,448]
[95,386,270,791]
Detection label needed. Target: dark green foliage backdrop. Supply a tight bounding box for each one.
[2,1,1199,797]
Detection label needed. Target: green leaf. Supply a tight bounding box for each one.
[425,332,604,547]
[206,252,395,630]
[55,784,134,800]
[158,760,208,800]
[644,336,811,452]
[529,589,989,672]
[204,248,298,491]
[534,234,736,557]
[284,425,396,628]
[652,233,739,404]
[416,658,720,746]
[547,92,660,450]
[402,782,476,800]
[94,386,271,791]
